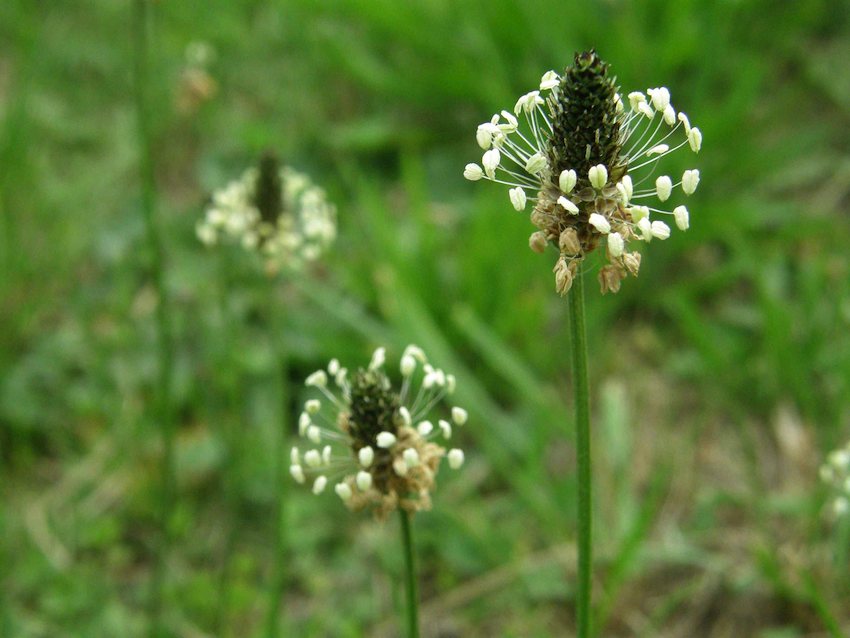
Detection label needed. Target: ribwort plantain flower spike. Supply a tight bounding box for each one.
[197,151,336,274]
[290,346,467,520]
[464,50,702,295]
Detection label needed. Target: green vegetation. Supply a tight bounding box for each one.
[2,0,849,635]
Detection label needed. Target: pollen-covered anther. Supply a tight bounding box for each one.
[376,431,397,448]
[464,163,484,181]
[509,187,527,211]
[588,213,611,234]
[617,175,633,203]
[356,470,372,491]
[400,354,416,377]
[482,149,500,179]
[688,128,702,152]
[557,196,579,215]
[559,169,577,193]
[312,476,327,495]
[290,464,305,484]
[358,446,375,468]
[448,449,465,469]
[651,220,671,240]
[588,164,608,190]
[673,206,690,230]
[682,169,700,195]
[451,407,468,426]
[540,70,560,90]
[335,483,353,501]
[607,232,624,258]
[655,176,672,202]
[306,370,327,388]
[402,448,421,468]
[525,153,548,174]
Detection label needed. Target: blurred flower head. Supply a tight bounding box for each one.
[177,40,218,114]
[819,442,850,519]
[290,345,466,520]
[197,152,336,274]
[464,50,701,295]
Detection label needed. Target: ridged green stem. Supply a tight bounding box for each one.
[399,510,420,638]
[568,269,592,638]
[132,2,175,636]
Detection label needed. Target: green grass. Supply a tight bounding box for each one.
[2,0,850,635]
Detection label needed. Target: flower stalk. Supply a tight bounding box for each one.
[399,509,420,638]
[568,269,592,637]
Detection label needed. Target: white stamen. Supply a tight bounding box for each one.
[358,446,374,468]
[673,206,690,230]
[312,476,327,495]
[447,449,465,470]
[376,431,397,448]
[451,407,468,426]
[608,232,624,258]
[403,448,420,468]
[682,169,700,195]
[559,169,577,193]
[369,347,386,370]
[651,220,671,240]
[464,163,484,181]
[356,471,372,491]
[305,370,327,388]
[655,176,672,202]
[588,164,608,189]
[588,213,611,234]
[557,196,579,215]
[509,187,527,211]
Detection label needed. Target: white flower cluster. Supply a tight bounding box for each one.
[290,346,467,518]
[819,443,850,518]
[464,68,702,294]
[196,165,336,272]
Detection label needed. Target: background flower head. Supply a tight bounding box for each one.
[197,152,337,274]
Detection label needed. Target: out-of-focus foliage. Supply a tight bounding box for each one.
[1,0,849,635]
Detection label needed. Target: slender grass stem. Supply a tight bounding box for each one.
[399,509,420,638]
[132,2,175,635]
[568,270,592,638]
[265,285,290,638]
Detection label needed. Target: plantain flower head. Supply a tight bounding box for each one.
[290,346,467,520]
[197,152,336,274]
[464,50,701,295]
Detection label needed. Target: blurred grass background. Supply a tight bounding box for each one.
[2,0,850,636]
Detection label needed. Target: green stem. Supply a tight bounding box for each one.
[132,2,175,635]
[568,269,592,638]
[399,510,420,638]
[266,289,290,638]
